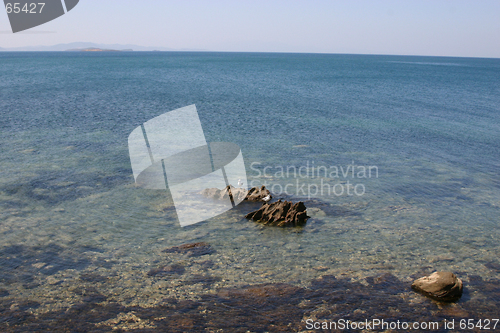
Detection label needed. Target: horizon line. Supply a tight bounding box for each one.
[0,49,499,60]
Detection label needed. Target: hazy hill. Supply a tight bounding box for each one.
[0,42,191,52]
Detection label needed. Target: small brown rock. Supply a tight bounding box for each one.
[411,271,463,302]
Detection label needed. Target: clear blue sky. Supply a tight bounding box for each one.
[1,0,499,57]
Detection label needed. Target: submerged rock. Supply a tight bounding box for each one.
[162,242,215,257]
[245,200,309,227]
[0,289,9,297]
[184,274,222,287]
[217,283,302,299]
[411,271,463,302]
[147,264,185,277]
[202,185,271,203]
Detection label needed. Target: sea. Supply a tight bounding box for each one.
[0,52,499,332]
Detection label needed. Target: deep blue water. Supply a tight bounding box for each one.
[1,52,499,171]
[0,52,499,331]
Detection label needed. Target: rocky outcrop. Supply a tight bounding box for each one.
[245,200,309,227]
[245,186,271,202]
[201,185,247,203]
[411,271,463,302]
[201,185,271,203]
[162,242,214,257]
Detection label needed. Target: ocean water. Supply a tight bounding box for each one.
[0,52,499,331]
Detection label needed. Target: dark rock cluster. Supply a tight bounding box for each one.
[245,200,309,227]
[203,185,308,227]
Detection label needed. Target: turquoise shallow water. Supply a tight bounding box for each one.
[0,52,499,331]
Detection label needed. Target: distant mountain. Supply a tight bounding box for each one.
[0,42,204,52]
[66,48,133,52]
